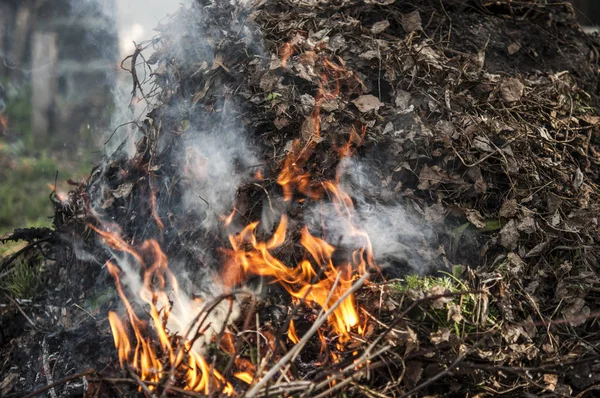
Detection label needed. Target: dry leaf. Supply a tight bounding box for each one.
[562,298,590,327]
[359,50,380,60]
[500,78,525,103]
[447,302,464,323]
[465,209,486,229]
[430,285,452,309]
[507,42,521,55]
[365,0,396,4]
[352,95,383,112]
[371,20,390,34]
[404,361,423,386]
[499,198,518,218]
[430,328,451,344]
[401,11,422,33]
[524,240,549,258]
[500,220,519,250]
[506,252,525,276]
[0,373,18,396]
[417,165,465,190]
[543,374,558,392]
[112,182,134,199]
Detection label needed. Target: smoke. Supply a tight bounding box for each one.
[303,158,434,274]
[86,0,263,353]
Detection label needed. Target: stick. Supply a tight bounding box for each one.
[245,273,369,397]
[22,369,95,398]
[41,337,57,398]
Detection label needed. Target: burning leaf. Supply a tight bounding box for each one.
[401,11,422,33]
[371,20,390,34]
[500,78,525,103]
[352,95,383,113]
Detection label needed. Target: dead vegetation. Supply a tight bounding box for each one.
[2,0,600,397]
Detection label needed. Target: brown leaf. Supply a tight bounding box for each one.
[112,182,134,199]
[0,373,18,396]
[517,216,536,234]
[500,220,519,250]
[371,20,390,34]
[447,302,464,323]
[500,78,525,103]
[562,298,590,327]
[430,285,452,309]
[404,361,423,386]
[401,11,422,33]
[507,42,521,55]
[417,165,465,190]
[499,198,518,218]
[430,328,451,345]
[543,374,558,392]
[580,114,600,125]
[273,117,289,130]
[352,95,383,113]
[465,209,486,229]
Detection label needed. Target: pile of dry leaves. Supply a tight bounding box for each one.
[2,0,600,396]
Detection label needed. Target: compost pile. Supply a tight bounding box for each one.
[2,0,600,397]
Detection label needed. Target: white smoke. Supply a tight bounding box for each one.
[304,158,433,273]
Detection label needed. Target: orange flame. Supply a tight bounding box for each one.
[288,319,300,344]
[99,51,376,395]
[99,231,234,394]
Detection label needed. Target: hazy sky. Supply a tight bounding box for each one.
[116,0,190,56]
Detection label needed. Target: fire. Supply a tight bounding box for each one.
[95,42,377,395]
[96,229,235,394]
[287,319,300,344]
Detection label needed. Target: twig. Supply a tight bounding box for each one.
[42,337,58,398]
[127,365,156,398]
[246,273,369,397]
[23,369,95,398]
[398,350,467,398]
[3,293,41,331]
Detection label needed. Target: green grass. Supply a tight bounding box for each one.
[0,145,58,234]
[1,256,43,299]
[391,272,499,336]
